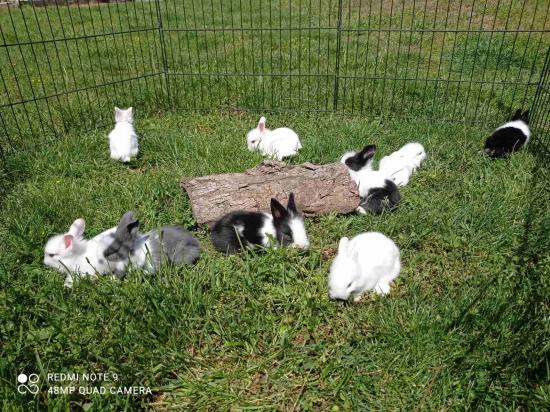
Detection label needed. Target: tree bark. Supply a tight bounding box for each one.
[180,160,359,227]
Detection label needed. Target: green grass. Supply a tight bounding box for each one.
[1,0,549,410]
[1,112,549,410]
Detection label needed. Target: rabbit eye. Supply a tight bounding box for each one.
[48,253,55,258]
[347,282,353,288]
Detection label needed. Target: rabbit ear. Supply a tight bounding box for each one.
[511,109,522,121]
[360,144,376,161]
[118,211,139,237]
[521,110,529,123]
[338,237,349,254]
[114,107,123,121]
[258,116,266,134]
[63,234,74,249]
[271,198,287,221]
[287,193,297,213]
[69,218,85,238]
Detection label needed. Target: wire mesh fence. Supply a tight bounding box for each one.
[530,44,550,158]
[0,0,549,157]
[0,0,165,155]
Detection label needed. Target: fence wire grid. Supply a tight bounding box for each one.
[0,0,549,157]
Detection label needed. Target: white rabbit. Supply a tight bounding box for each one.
[379,142,426,187]
[43,219,126,287]
[246,116,302,160]
[341,145,400,214]
[328,232,401,301]
[109,107,139,162]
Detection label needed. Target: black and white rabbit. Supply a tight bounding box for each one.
[103,211,201,272]
[341,144,401,215]
[484,109,530,158]
[211,192,310,254]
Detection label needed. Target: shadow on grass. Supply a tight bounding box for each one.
[446,140,550,408]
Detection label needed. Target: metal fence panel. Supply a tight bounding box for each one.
[0,0,165,154]
[0,0,549,156]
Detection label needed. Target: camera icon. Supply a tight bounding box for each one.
[17,373,39,394]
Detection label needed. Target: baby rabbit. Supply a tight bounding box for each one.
[246,116,302,160]
[328,232,401,301]
[109,107,139,162]
[341,145,401,214]
[379,142,426,187]
[484,109,530,158]
[43,218,126,287]
[211,192,309,254]
[103,211,201,272]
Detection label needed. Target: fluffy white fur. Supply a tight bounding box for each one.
[259,213,277,247]
[288,215,310,249]
[379,142,426,187]
[328,232,401,301]
[109,107,139,162]
[43,219,125,287]
[246,116,302,160]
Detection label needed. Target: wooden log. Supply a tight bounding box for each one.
[180,160,359,227]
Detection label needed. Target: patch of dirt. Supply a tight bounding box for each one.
[321,247,337,259]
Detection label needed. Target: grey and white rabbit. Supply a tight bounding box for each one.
[484,109,530,158]
[211,192,309,254]
[109,107,139,162]
[43,218,126,287]
[341,145,401,214]
[328,232,401,301]
[103,211,201,272]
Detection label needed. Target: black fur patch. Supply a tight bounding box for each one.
[211,211,268,254]
[484,126,527,158]
[345,145,376,171]
[271,193,302,247]
[272,210,293,246]
[360,179,401,215]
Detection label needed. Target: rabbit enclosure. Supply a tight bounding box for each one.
[1,0,550,410]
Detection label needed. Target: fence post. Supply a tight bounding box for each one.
[0,113,6,161]
[333,0,344,112]
[155,0,171,108]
